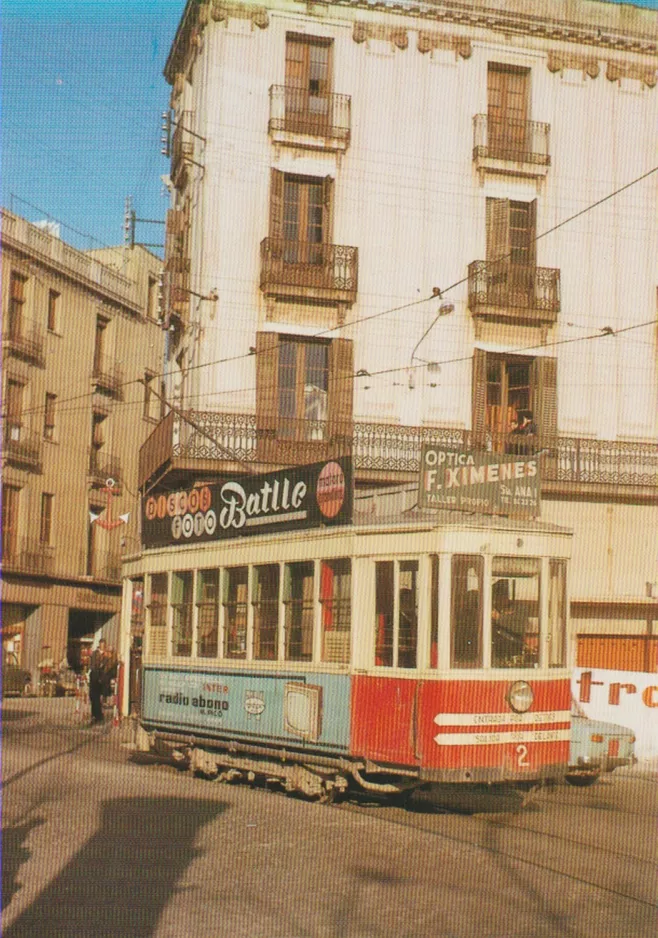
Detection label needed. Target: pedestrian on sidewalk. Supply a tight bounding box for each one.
[88,640,107,724]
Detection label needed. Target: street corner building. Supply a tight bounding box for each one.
[133,0,658,699]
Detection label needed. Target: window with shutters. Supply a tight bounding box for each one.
[285,35,332,133]
[44,393,56,441]
[47,290,60,332]
[262,169,357,303]
[5,380,24,441]
[8,272,27,338]
[472,349,557,452]
[487,64,530,158]
[468,199,559,322]
[256,332,353,452]
[2,485,21,562]
[40,493,54,545]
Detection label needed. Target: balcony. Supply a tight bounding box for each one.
[88,450,123,491]
[268,86,351,152]
[3,317,45,367]
[171,111,194,188]
[92,354,124,399]
[138,411,658,498]
[2,538,55,576]
[467,260,560,326]
[3,425,42,473]
[80,550,122,584]
[260,239,358,305]
[473,115,550,181]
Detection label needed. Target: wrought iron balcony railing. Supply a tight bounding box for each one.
[260,238,358,303]
[3,425,42,473]
[473,115,550,167]
[2,538,55,575]
[92,354,124,399]
[268,86,351,147]
[138,410,658,492]
[468,260,560,321]
[88,450,123,489]
[3,317,46,367]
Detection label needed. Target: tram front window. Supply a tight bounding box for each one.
[253,564,279,660]
[285,562,314,661]
[491,557,540,669]
[224,567,248,659]
[451,555,483,668]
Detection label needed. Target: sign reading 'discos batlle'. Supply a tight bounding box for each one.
[418,445,540,517]
[142,457,352,548]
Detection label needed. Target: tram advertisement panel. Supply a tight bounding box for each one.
[418,445,540,517]
[142,457,352,548]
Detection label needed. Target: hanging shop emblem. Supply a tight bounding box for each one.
[418,445,540,517]
[142,457,352,548]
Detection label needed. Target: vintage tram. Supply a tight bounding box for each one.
[121,460,572,803]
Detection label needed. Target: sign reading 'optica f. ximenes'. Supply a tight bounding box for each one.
[418,445,541,518]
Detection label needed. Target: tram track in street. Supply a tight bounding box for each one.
[337,790,657,910]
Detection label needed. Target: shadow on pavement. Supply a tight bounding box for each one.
[1,708,39,723]
[3,796,226,938]
[2,817,46,911]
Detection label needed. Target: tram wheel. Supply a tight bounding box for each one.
[565,772,600,787]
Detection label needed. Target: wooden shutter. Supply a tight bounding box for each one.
[328,338,353,446]
[269,169,285,242]
[322,175,334,244]
[486,198,510,262]
[255,331,279,434]
[471,348,487,446]
[527,199,537,269]
[532,356,557,444]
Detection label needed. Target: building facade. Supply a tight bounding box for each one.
[1,209,165,682]
[140,0,658,652]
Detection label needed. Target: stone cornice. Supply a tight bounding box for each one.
[164,0,657,84]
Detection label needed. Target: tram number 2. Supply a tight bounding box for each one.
[516,744,530,767]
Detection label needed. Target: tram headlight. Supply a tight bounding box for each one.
[507,681,534,713]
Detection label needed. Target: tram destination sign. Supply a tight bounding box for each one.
[142,457,352,548]
[418,445,540,518]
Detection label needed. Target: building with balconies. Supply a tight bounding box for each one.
[1,209,165,684]
[143,0,658,649]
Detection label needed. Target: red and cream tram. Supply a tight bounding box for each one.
[121,461,572,802]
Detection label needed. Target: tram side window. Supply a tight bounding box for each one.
[284,562,314,662]
[148,573,168,657]
[548,559,567,668]
[451,555,483,668]
[491,557,540,669]
[171,571,193,657]
[430,556,439,668]
[399,561,418,668]
[375,560,418,669]
[223,567,248,659]
[320,559,351,664]
[253,565,279,660]
[375,562,394,667]
[197,569,219,658]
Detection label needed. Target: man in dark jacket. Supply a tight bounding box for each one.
[88,639,107,724]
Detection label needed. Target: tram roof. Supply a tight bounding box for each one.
[353,486,571,536]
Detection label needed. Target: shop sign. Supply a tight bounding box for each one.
[418,445,540,517]
[142,457,352,549]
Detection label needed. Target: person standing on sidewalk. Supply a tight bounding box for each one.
[88,640,107,724]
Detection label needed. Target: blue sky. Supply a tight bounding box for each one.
[2,0,657,251]
[1,1,183,252]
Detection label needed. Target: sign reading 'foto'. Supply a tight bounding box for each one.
[142,457,352,549]
[418,445,540,517]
